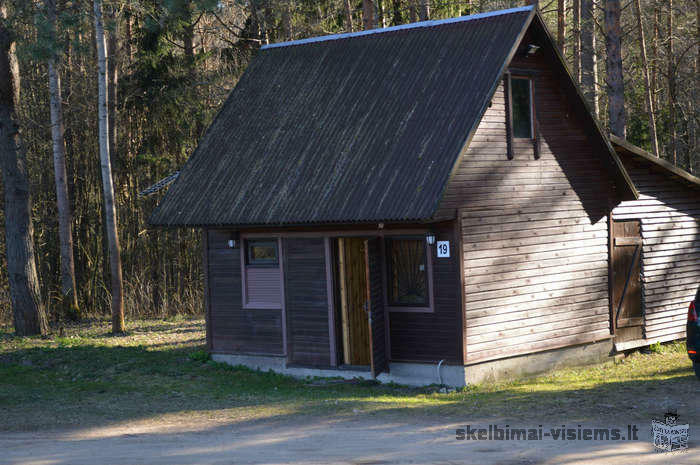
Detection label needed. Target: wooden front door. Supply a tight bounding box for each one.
[611,220,643,340]
[338,238,371,366]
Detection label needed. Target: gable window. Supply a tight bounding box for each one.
[386,238,429,307]
[242,238,282,309]
[511,77,533,139]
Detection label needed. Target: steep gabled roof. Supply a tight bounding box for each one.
[610,135,700,188]
[149,6,635,227]
[150,6,536,227]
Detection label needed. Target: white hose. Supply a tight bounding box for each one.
[437,359,445,386]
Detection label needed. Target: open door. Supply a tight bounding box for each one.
[364,238,388,378]
[611,220,643,342]
[337,238,371,366]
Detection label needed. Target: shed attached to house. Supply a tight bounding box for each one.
[609,136,699,352]
[150,6,642,385]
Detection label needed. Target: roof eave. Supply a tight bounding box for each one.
[610,134,700,188]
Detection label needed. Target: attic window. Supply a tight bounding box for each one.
[504,73,539,159]
[511,77,533,139]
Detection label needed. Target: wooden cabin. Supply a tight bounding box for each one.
[150,6,650,385]
[609,136,700,352]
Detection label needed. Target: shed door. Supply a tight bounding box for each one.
[364,238,388,378]
[611,220,643,333]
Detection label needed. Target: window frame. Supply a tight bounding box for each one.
[510,76,534,140]
[505,71,539,160]
[241,237,284,310]
[383,236,435,314]
[245,239,279,267]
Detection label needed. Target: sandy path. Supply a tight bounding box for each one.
[2,415,697,465]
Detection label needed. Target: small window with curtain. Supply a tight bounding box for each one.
[386,238,429,307]
[511,77,533,139]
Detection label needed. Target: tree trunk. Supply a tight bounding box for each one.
[651,0,659,112]
[46,0,79,317]
[94,0,125,333]
[391,0,400,25]
[281,0,293,40]
[377,0,386,28]
[667,0,676,164]
[572,0,580,82]
[580,0,598,115]
[344,0,353,31]
[694,0,699,173]
[418,0,429,21]
[633,0,659,157]
[557,0,567,55]
[124,1,132,62]
[604,0,625,137]
[0,7,48,336]
[183,24,194,67]
[107,5,117,165]
[363,0,374,29]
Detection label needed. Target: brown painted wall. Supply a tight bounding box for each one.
[387,222,463,364]
[438,46,619,364]
[205,226,463,366]
[283,237,331,366]
[206,230,284,355]
[613,157,700,344]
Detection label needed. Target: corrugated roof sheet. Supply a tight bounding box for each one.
[149,6,535,227]
[610,135,700,188]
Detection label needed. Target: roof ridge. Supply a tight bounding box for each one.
[261,5,534,50]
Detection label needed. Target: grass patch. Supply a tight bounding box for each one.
[0,320,695,431]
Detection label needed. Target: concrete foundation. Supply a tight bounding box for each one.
[212,338,614,387]
[464,338,614,384]
[211,353,465,387]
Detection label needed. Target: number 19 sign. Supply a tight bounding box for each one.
[437,241,450,258]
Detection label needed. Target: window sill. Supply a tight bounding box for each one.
[387,306,434,314]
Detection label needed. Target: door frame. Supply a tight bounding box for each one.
[332,236,389,377]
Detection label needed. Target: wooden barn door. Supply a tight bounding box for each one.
[611,220,643,341]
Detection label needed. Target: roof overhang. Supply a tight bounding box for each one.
[610,134,700,188]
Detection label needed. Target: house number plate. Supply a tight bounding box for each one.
[437,241,450,258]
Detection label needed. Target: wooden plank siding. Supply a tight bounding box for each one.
[437,50,618,364]
[283,237,332,366]
[206,230,284,355]
[387,222,463,363]
[613,157,700,345]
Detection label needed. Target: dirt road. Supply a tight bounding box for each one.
[2,414,696,465]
